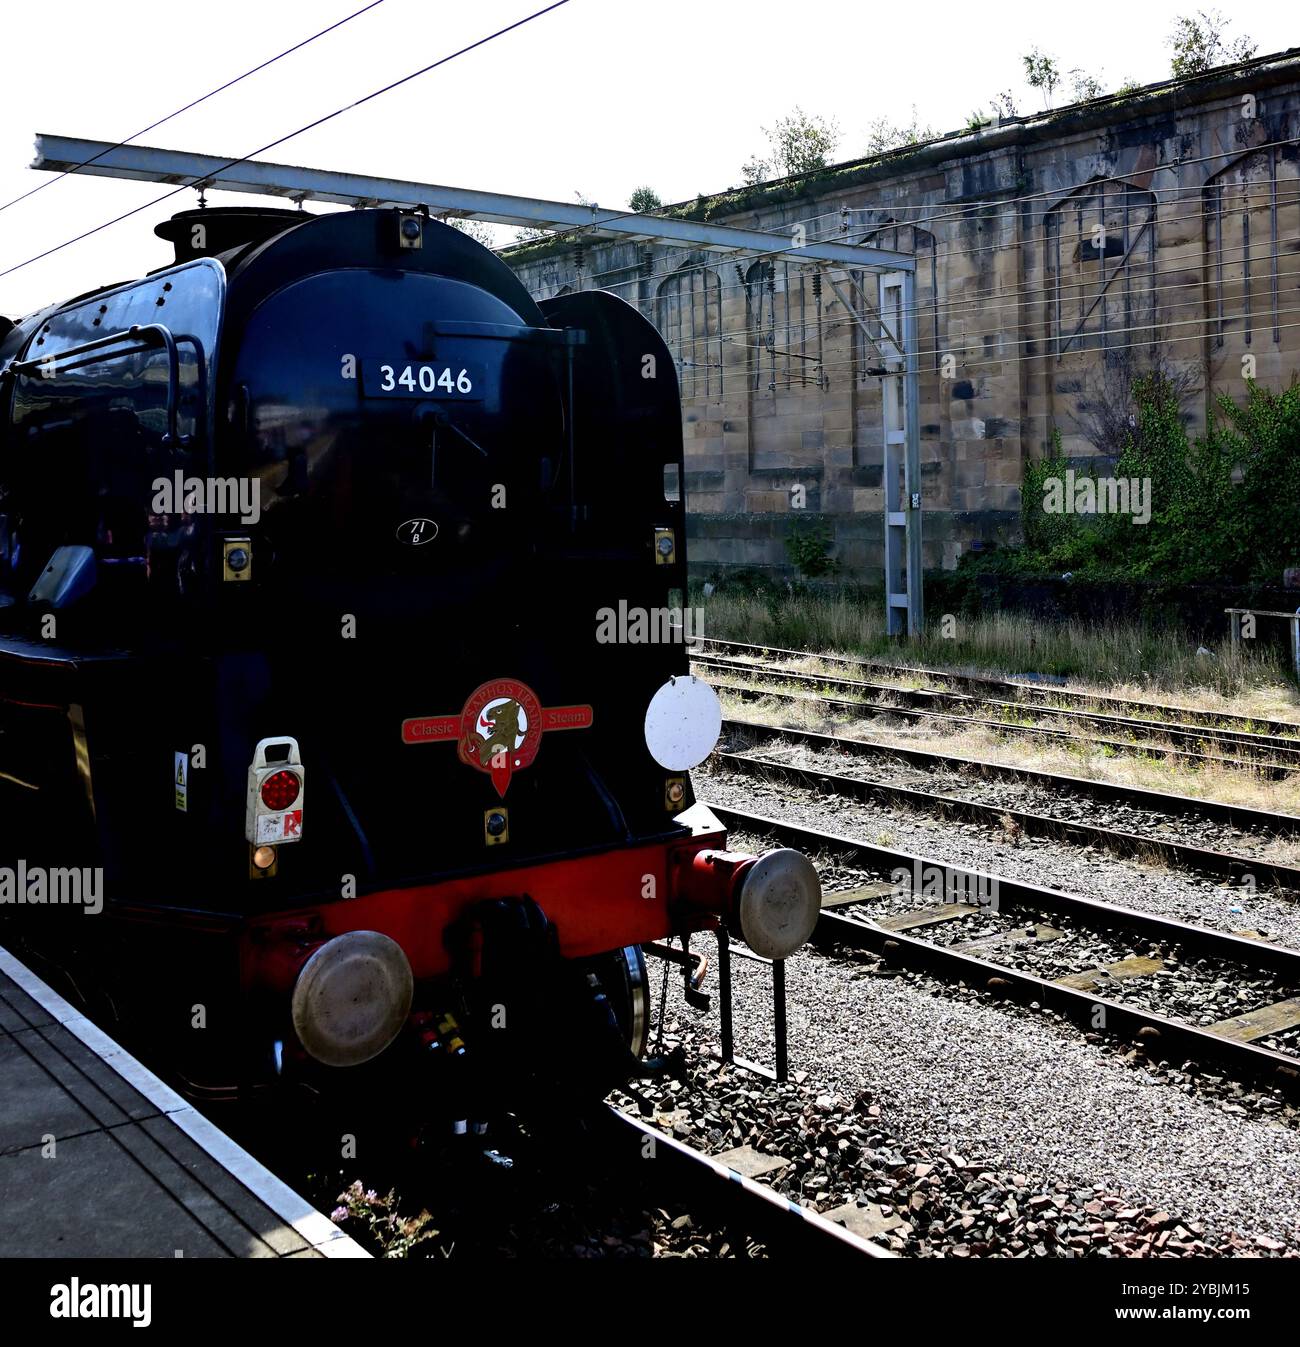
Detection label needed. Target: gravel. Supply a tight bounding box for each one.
[730,729,1300,869]
[674,768,1300,1251]
[613,1045,1244,1258]
[701,753,1300,950]
[637,945,1300,1253]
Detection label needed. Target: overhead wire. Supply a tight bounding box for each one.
[764,320,1300,390]
[0,0,389,218]
[674,319,1300,399]
[8,16,1293,395]
[517,130,1300,291]
[0,0,572,283]
[565,182,1300,341]
[568,172,1300,301]
[854,302,1300,369]
[637,220,1300,387]
[693,273,1300,364]
[549,138,1300,294]
[602,244,1300,356]
[576,204,1298,352]
[720,306,1300,388]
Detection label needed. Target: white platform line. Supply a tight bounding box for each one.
[0,944,370,1258]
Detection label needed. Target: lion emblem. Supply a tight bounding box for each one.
[472,698,525,768]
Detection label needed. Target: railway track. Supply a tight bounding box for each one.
[695,636,1300,742]
[218,1083,891,1260]
[697,650,1300,762]
[719,717,1300,837]
[713,736,1300,892]
[707,802,1300,1097]
[695,654,1300,776]
[596,1106,892,1259]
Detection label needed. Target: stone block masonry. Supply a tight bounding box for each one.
[507,50,1300,581]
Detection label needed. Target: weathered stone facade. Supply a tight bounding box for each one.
[506,50,1300,579]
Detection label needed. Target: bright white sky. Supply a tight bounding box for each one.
[1,0,1293,317]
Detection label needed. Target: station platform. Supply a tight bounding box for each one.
[0,946,368,1259]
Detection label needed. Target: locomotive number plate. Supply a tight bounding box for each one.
[362,360,485,399]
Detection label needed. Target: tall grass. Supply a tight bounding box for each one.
[696,590,1297,708]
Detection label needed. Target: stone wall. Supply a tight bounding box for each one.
[506,50,1300,581]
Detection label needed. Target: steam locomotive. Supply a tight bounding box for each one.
[0,205,819,1119]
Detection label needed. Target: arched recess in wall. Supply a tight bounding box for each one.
[736,257,817,474]
[1203,143,1300,390]
[1042,177,1158,454]
[1044,177,1158,359]
[528,262,564,300]
[743,259,814,393]
[655,263,723,401]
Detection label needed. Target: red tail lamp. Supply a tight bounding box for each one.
[260,769,301,812]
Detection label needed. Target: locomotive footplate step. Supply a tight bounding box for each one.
[0,946,367,1259]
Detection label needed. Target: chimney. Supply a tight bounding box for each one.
[154,206,312,265]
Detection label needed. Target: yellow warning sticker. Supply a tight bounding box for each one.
[175,751,188,812]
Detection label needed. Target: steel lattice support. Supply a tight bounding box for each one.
[31,136,916,273]
[878,271,923,637]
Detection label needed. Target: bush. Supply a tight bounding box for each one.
[1015,377,1300,584]
[784,517,839,577]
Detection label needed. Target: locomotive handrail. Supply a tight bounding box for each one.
[423,319,583,345]
[7,322,203,447]
[173,332,209,447]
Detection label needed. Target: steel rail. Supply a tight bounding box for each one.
[719,718,1300,834]
[695,636,1300,740]
[714,749,1300,892]
[707,804,1300,974]
[693,651,1300,760]
[596,1106,893,1259]
[711,681,1295,778]
[705,803,1300,1095]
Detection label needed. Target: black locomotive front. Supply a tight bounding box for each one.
[0,207,819,1106]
